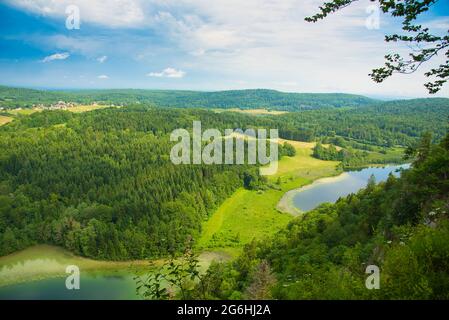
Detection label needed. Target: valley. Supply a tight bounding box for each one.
[0,86,447,300]
[0,122,410,297]
[1,0,449,304]
[0,135,339,287]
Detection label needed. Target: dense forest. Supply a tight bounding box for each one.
[1,101,448,260]
[0,93,448,300]
[0,107,299,259]
[268,98,449,146]
[0,99,448,264]
[311,142,403,168]
[0,86,377,110]
[183,133,449,299]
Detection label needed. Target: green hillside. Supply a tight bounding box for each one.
[0,86,377,110]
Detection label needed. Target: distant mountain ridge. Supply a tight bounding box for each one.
[0,86,378,110]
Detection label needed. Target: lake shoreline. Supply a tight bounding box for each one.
[0,245,231,289]
[276,171,346,216]
[277,163,410,216]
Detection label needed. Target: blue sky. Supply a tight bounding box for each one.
[0,0,448,97]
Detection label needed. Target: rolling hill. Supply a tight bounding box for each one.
[0,86,377,110]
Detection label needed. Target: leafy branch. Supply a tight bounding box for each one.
[135,236,207,300]
[306,0,448,93]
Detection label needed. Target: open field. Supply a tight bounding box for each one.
[66,105,112,113]
[6,109,39,116]
[5,105,112,116]
[196,188,294,256]
[197,139,341,255]
[364,147,405,164]
[278,138,342,151]
[0,115,13,126]
[269,143,340,187]
[214,108,289,115]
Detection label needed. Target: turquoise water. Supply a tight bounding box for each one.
[292,164,410,212]
[0,274,140,300]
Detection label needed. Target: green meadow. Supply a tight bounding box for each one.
[6,109,39,116]
[196,140,340,256]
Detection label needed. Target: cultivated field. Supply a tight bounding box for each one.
[5,104,112,116]
[0,115,13,126]
[66,105,112,113]
[214,108,288,115]
[6,109,39,116]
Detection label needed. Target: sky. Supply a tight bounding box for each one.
[0,0,448,98]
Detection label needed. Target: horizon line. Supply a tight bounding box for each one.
[2,84,447,101]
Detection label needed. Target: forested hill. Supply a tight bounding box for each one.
[0,107,288,260]
[367,98,449,114]
[0,86,377,110]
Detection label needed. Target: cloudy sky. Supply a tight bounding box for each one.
[0,0,448,97]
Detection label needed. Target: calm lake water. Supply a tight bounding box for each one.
[0,273,140,300]
[292,164,410,212]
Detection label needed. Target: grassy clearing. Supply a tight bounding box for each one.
[270,141,340,187]
[6,105,112,116]
[0,115,13,126]
[67,105,112,113]
[364,147,405,164]
[7,109,39,116]
[197,140,340,255]
[196,188,293,256]
[214,108,288,115]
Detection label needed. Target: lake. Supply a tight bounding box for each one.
[292,164,410,212]
[0,248,227,300]
[0,273,140,300]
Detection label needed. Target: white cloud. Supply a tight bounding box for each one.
[422,17,449,31]
[147,68,186,78]
[148,0,447,96]
[42,52,70,62]
[97,75,109,79]
[97,55,108,63]
[275,81,299,87]
[5,0,147,28]
[190,49,206,56]
[32,34,159,59]
[7,0,448,96]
